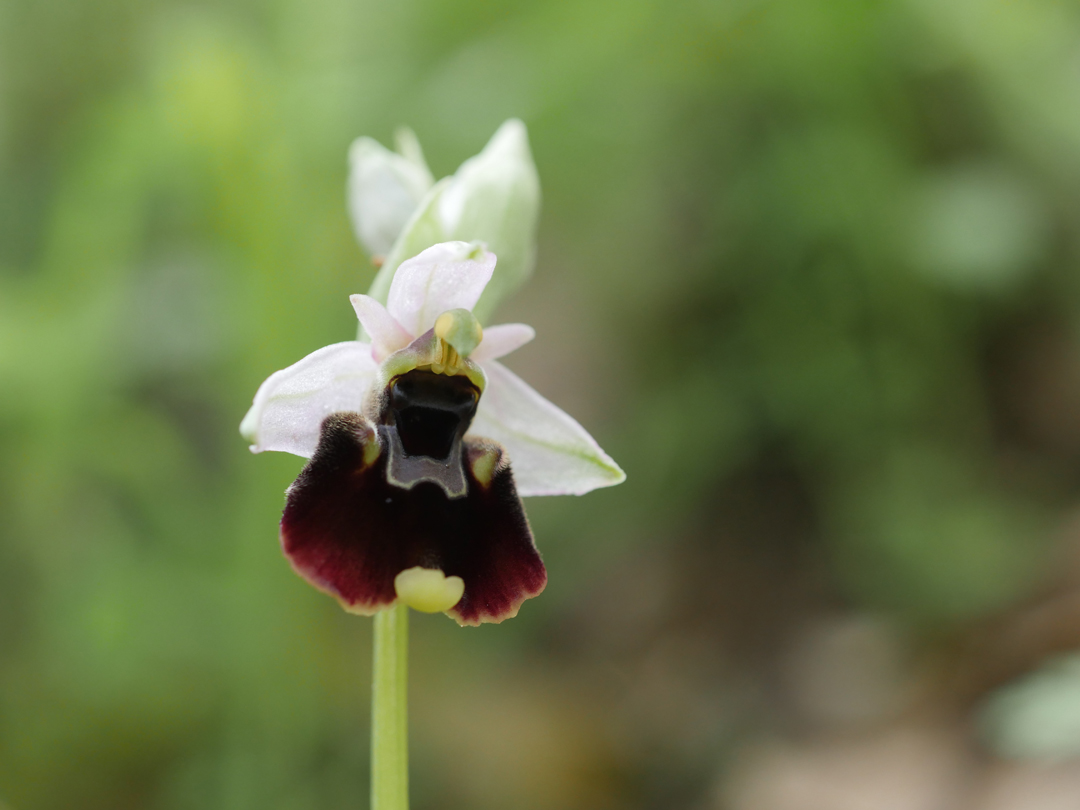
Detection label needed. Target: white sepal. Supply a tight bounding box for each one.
[240,341,377,458]
[469,360,625,497]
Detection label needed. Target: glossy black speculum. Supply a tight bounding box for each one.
[387,370,479,460]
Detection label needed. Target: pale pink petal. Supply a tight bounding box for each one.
[240,342,377,458]
[468,360,625,497]
[470,323,536,362]
[386,241,496,336]
[350,294,414,359]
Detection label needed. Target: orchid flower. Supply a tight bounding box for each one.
[240,241,624,625]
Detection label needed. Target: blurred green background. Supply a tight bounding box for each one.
[7,0,1080,807]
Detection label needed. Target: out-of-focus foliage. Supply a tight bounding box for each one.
[4,0,1080,808]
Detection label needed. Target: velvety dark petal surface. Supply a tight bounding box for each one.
[446,439,547,625]
[280,412,546,624]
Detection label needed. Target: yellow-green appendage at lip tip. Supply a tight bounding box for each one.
[434,309,483,358]
[394,566,465,613]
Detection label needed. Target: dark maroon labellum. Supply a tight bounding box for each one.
[279,406,547,625]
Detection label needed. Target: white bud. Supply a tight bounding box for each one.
[366,120,541,322]
[438,119,540,322]
[347,130,434,258]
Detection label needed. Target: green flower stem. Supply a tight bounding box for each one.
[371,602,409,810]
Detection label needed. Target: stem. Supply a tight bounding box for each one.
[371,602,409,810]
